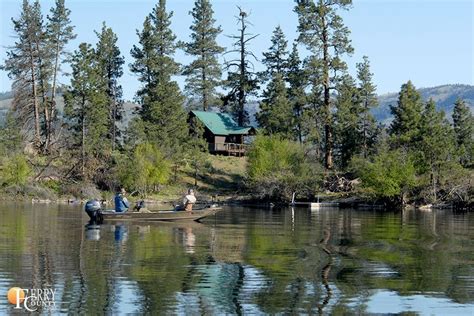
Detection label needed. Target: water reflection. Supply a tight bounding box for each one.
[182,227,196,254]
[114,224,128,243]
[0,204,473,314]
[85,224,101,241]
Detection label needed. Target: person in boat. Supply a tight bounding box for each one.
[114,187,130,213]
[183,189,197,213]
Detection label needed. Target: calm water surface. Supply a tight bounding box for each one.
[0,203,473,315]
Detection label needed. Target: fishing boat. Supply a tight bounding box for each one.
[88,205,222,222]
[100,207,222,222]
[84,200,222,224]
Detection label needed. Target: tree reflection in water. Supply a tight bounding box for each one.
[0,204,473,314]
[317,227,333,315]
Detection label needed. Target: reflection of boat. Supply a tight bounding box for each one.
[128,220,207,229]
[100,207,222,222]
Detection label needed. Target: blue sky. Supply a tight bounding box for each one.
[0,0,472,101]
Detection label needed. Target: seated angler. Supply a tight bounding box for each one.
[183,189,197,213]
[114,187,130,213]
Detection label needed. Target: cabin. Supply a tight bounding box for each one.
[189,110,256,156]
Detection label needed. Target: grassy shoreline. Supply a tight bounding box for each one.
[1,154,471,210]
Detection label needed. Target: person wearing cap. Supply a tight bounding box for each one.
[183,189,197,213]
[114,187,130,213]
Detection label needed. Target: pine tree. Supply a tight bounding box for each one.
[389,81,424,150]
[64,43,109,181]
[452,98,473,166]
[130,0,186,153]
[257,73,293,137]
[46,0,76,136]
[287,42,307,143]
[334,75,360,168]
[183,0,224,110]
[302,63,325,160]
[31,0,54,148]
[0,111,23,157]
[260,25,288,81]
[95,22,124,150]
[223,7,259,126]
[3,0,75,152]
[257,27,292,137]
[295,0,354,170]
[420,99,456,201]
[356,56,378,157]
[186,116,209,186]
[3,0,44,147]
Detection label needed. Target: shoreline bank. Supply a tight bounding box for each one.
[0,192,471,211]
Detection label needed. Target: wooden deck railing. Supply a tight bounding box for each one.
[209,143,248,156]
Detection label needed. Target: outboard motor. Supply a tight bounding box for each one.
[134,200,146,212]
[85,199,103,224]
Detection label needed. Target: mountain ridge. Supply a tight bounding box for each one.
[1,84,473,126]
[374,83,473,123]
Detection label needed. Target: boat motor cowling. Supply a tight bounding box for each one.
[85,199,103,224]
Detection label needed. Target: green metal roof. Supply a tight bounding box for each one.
[191,110,254,136]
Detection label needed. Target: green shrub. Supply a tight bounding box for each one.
[116,143,171,195]
[247,135,321,201]
[351,148,417,204]
[0,154,31,186]
[42,179,62,193]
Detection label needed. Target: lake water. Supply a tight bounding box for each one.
[0,203,473,315]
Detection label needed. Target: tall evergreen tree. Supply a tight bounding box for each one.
[420,99,456,201]
[3,0,75,152]
[3,0,44,147]
[223,7,259,126]
[130,0,186,153]
[257,27,292,137]
[31,0,54,148]
[257,73,293,137]
[46,0,76,135]
[356,56,378,157]
[334,74,360,168]
[389,80,424,150]
[452,98,473,166]
[295,0,354,170]
[95,22,124,150]
[186,116,209,186]
[301,56,326,160]
[260,25,288,81]
[183,0,224,110]
[64,43,109,181]
[287,42,307,143]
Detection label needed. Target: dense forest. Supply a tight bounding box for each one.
[0,0,472,207]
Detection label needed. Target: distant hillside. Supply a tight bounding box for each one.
[375,84,474,123]
[1,84,473,126]
[247,84,474,126]
[0,92,12,125]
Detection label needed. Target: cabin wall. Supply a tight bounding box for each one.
[214,136,226,143]
[203,128,215,144]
